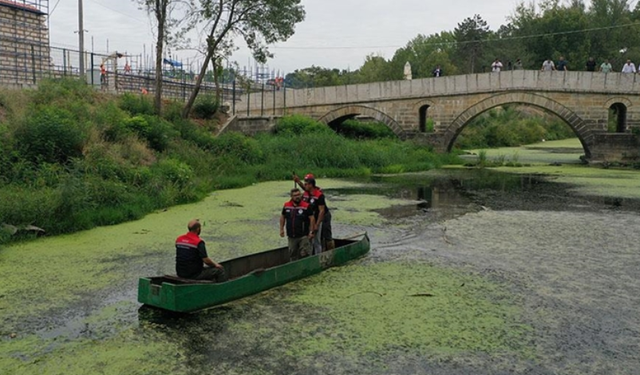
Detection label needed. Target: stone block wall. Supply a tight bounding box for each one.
[0,4,49,86]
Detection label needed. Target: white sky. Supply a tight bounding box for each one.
[48,0,526,75]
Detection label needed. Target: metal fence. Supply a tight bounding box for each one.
[0,40,294,116]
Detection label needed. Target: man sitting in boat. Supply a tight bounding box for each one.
[175,219,227,282]
[280,188,316,260]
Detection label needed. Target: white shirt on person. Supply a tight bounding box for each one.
[491,61,503,72]
[622,62,636,73]
[541,60,555,71]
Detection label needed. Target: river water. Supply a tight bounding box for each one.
[2,167,640,375]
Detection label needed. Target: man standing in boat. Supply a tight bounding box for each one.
[294,173,334,254]
[175,219,227,282]
[280,188,315,260]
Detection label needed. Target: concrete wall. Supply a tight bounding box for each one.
[218,116,278,136]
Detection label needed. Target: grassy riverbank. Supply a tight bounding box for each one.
[0,79,459,245]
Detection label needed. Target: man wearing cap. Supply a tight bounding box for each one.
[280,188,316,260]
[294,173,334,254]
[175,219,227,282]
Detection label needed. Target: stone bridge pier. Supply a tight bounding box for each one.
[240,70,640,162]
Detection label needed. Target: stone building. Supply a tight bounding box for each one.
[0,0,49,87]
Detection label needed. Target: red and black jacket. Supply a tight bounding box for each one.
[303,187,330,219]
[282,200,313,238]
[175,232,208,278]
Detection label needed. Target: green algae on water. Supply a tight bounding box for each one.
[230,261,535,361]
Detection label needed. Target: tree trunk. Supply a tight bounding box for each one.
[213,58,221,104]
[154,1,168,115]
[182,51,214,118]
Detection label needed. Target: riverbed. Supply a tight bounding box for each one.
[2,139,640,374]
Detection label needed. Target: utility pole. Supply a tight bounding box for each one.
[78,0,85,78]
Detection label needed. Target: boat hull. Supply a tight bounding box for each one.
[138,233,370,312]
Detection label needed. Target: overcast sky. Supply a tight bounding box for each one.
[49,0,524,75]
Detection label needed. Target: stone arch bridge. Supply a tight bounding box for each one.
[240,70,640,162]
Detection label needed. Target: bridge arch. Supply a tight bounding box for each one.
[604,97,632,133]
[444,92,592,158]
[318,105,406,139]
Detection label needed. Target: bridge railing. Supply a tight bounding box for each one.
[240,70,640,114]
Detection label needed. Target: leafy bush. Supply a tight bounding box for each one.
[31,78,96,106]
[119,92,155,116]
[124,115,151,137]
[95,102,130,142]
[274,115,331,135]
[192,94,219,119]
[455,106,575,149]
[15,106,86,164]
[211,132,264,164]
[123,115,177,152]
[162,100,184,122]
[153,158,194,186]
[334,119,397,139]
[141,115,177,152]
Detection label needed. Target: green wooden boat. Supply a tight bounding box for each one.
[138,233,370,312]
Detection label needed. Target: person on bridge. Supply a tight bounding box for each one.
[175,219,227,282]
[557,56,569,71]
[280,188,315,260]
[622,59,636,73]
[541,58,555,71]
[491,58,503,72]
[432,65,443,77]
[513,58,523,70]
[585,57,597,72]
[600,59,613,73]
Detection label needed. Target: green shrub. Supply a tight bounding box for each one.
[454,106,575,149]
[15,106,86,164]
[122,115,176,152]
[162,100,184,122]
[335,119,396,139]
[95,102,130,142]
[123,115,151,137]
[192,94,219,119]
[211,132,264,164]
[425,118,435,133]
[154,158,194,186]
[31,78,96,106]
[142,115,178,152]
[274,115,331,135]
[119,92,155,116]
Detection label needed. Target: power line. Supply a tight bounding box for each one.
[273,22,640,50]
[50,0,62,15]
[87,0,147,24]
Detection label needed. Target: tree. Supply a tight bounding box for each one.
[356,55,393,82]
[181,0,305,118]
[454,14,491,73]
[388,32,458,79]
[137,0,184,115]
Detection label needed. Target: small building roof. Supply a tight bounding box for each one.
[0,0,45,15]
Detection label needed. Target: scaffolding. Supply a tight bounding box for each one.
[0,0,49,86]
